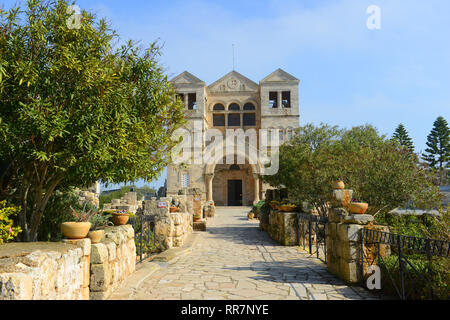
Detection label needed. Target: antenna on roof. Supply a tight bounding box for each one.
[232,43,235,71]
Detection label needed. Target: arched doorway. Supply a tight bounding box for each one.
[204,152,262,206]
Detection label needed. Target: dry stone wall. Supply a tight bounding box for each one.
[0,242,90,300]
[141,199,193,251]
[267,210,298,246]
[89,225,136,300]
[0,226,136,300]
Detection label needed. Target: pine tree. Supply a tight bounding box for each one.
[422,116,450,171]
[392,124,415,152]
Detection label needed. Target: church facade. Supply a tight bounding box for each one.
[167,69,300,206]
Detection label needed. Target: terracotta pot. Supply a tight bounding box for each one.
[170,207,180,213]
[112,213,130,226]
[88,230,105,244]
[61,222,91,240]
[334,181,345,190]
[193,215,201,222]
[349,203,369,215]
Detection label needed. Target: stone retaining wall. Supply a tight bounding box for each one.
[0,226,136,300]
[0,242,90,300]
[89,225,136,300]
[141,199,193,251]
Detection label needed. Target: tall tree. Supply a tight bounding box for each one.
[392,124,415,152]
[0,0,185,241]
[422,116,450,171]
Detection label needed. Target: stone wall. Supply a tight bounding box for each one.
[0,242,90,300]
[103,192,142,214]
[267,209,299,246]
[141,199,193,251]
[326,189,390,284]
[89,225,136,300]
[0,226,136,300]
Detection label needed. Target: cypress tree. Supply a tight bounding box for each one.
[392,124,415,152]
[421,116,450,171]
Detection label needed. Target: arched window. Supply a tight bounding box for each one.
[279,129,284,141]
[243,103,256,110]
[213,104,225,111]
[228,103,240,111]
[230,164,240,170]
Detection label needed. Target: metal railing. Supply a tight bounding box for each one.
[128,214,157,264]
[297,213,328,263]
[360,228,450,300]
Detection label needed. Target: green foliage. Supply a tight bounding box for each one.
[37,187,92,241]
[0,0,185,241]
[379,254,449,300]
[0,200,22,243]
[392,124,415,153]
[263,123,441,216]
[88,211,113,231]
[422,116,450,171]
[134,217,159,256]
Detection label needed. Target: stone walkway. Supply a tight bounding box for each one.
[111,207,378,300]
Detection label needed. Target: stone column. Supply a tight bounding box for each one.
[277,91,282,108]
[253,174,260,204]
[206,173,214,202]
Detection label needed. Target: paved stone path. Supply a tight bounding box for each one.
[111,207,378,300]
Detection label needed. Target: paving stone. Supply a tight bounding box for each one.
[110,207,379,301]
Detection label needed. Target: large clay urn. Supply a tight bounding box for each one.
[88,230,105,244]
[61,222,91,239]
[349,203,369,215]
[112,212,130,226]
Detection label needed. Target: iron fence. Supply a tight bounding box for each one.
[297,213,328,263]
[360,228,450,300]
[128,214,157,264]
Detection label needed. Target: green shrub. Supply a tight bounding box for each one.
[0,201,22,244]
[37,188,97,241]
[379,253,449,300]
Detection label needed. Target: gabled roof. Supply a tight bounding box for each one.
[170,71,205,85]
[208,70,259,92]
[260,68,300,83]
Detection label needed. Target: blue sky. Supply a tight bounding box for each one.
[2,0,450,191]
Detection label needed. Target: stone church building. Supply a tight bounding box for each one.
[166,69,300,206]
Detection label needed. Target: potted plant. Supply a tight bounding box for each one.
[193,214,201,222]
[269,200,280,210]
[88,211,113,243]
[348,198,369,214]
[61,207,93,240]
[111,210,131,226]
[334,178,345,190]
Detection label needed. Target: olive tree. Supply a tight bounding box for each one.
[0,0,185,241]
